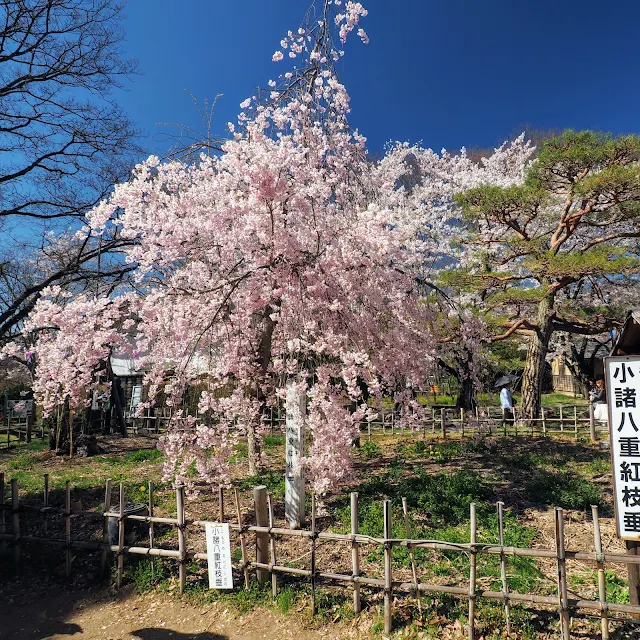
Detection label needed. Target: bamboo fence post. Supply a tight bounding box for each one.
[559,406,564,432]
[591,505,609,640]
[0,472,5,554]
[311,493,317,616]
[402,497,422,618]
[460,407,465,437]
[589,404,597,442]
[176,485,187,594]
[383,499,393,636]
[502,408,507,436]
[542,407,547,436]
[65,480,72,577]
[43,473,49,535]
[573,406,578,440]
[267,493,278,598]
[351,492,361,614]
[441,408,446,439]
[68,409,74,459]
[218,486,225,522]
[497,501,511,633]
[253,485,269,585]
[468,503,477,640]
[100,478,112,576]
[367,417,371,441]
[554,507,570,639]
[11,478,20,567]
[431,407,435,435]
[234,488,250,589]
[116,483,125,588]
[148,481,155,550]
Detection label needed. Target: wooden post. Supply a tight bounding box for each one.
[253,485,269,585]
[116,483,125,588]
[591,506,609,639]
[234,488,250,589]
[431,407,436,435]
[65,480,72,577]
[502,408,507,436]
[148,481,155,550]
[559,406,564,432]
[542,407,547,436]
[351,492,361,614]
[573,406,578,441]
[589,404,597,442]
[440,408,446,439]
[26,411,32,443]
[554,508,570,639]
[218,486,225,523]
[11,478,20,567]
[468,503,477,640]
[383,499,392,636]
[176,485,186,594]
[402,497,422,618]
[460,407,465,437]
[267,494,278,598]
[0,473,5,554]
[497,502,511,634]
[626,540,640,618]
[311,493,317,616]
[100,478,112,576]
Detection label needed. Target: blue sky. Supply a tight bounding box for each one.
[116,0,640,158]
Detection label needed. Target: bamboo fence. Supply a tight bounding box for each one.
[0,473,639,639]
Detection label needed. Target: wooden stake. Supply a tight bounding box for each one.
[268,493,278,598]
[589,404,597,442]
[116,483,125,588]
[591,506,609,639]
[497,502,511,634]
[11,478,19,567]
[441,408,446,439]
[176,485,186,594]
[351,492,361,614]
[468,503,477,640]
[100,478,112,576]
[311,493,317,616]
[218,486,225,523]
[383,499,392,636]
[573,406,578,441]
[460,407,465,437]
[542,407,547,436]
[234,488,250,589]
[402,497,422,618]
[554,508,570,639]
[253,485,269,585]
[65,480,72,577]
[559,406,564,432]
[148,481,155,550]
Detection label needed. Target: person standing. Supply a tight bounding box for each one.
[500,382,515,425]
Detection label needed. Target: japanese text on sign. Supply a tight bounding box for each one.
[606,356,640,540]
[205,522,233,589]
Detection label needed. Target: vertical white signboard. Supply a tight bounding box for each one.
[205,522,233,589]
[285,382,305,529]
[606,355,640,541]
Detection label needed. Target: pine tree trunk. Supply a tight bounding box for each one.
[521,294,555,419]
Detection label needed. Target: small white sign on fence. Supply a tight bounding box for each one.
[606,355,640,541]
[205,522,233,589]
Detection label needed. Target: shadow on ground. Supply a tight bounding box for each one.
[132,631,227,640]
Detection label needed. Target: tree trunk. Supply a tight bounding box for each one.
[247,305,278,476]
[457,375,477,412]
[521,294,555,419]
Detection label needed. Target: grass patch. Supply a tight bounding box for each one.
[263,434,285,449]
[523,469,603,509]
[123,448,163,463]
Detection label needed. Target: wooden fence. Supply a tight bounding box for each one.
[0,473,639,639]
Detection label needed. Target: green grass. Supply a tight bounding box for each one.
[123,448,163,463]
[523,468,603,509]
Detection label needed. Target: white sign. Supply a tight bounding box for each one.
[606,356,640,541]
[205,522,233,589]
[285,383,305,529]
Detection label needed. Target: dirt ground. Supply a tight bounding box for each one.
[0,579,372,640]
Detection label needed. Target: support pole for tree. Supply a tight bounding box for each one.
[383,499,393,636]
[591,505,609,639]
[351,492,361,614]
[253,485,269,585]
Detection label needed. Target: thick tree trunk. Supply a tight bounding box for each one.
[247,305,277,476]
[521,294,555,419]
[457,375,477,412]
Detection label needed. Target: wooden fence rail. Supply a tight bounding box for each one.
[0,473,639,639]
